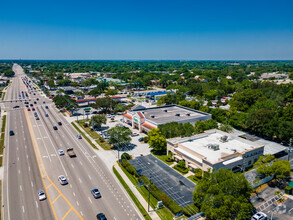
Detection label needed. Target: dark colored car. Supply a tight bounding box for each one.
[138,137,144,142]
[96,213,107,220]
[58,122,62,126]
[13,105,20,109]
[30,104,33,106]
[91,188,101,199]
[34,101,37,104]
[53,126,58,130]
[45,106,48,109]
[9,130,14,136]
[32,108,35,111]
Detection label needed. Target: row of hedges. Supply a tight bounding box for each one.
[120,159,184,216]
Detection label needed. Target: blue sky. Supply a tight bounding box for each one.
[0,0,293,60]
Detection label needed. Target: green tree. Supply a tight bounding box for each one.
[147,129,167,152]
[193,169,253,220]
[107,126,132,147]
[105,89,118,96]
[88,87,102,98]
[90,115,106,129]
[46,79,55,88]
[74,91,84,98]
[4,69,15,77]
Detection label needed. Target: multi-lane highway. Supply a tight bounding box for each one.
[2,64,142,220]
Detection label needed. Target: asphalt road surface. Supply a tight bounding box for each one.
[2,64,142,220]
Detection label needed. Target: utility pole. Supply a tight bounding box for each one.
[148,172,152,212]
[288,138,292,163]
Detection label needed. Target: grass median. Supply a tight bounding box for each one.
[113,166,151,220]
[0,115,7,166]
[71,122,99,150]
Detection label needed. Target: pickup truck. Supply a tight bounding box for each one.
[67,148,76,157]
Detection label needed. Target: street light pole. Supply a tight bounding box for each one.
[288,138,292,162]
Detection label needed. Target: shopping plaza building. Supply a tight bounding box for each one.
[122,104,212,133]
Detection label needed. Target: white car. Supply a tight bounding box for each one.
[251,212,267,220]
[77,134,82,139]
[58,175,68,185]
[58,149,64,156]
[38,190,46,201]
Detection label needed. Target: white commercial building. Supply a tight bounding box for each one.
[167,129,264,172]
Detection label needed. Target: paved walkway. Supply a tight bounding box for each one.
[114,163,160,220]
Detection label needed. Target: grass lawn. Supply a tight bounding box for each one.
[118,163,174,220]
[151,151,174,166]
[187,175,198,184]
[78,120,112,150]
[71,122,98,150]
[0,115,7,166]
[113,166,151,220]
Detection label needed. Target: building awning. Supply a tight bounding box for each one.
[188,163,199,169]
[123,113,132,120]
[141,122,156,130]
[222,156,242,165]
[289,181,293,188]
[174,155,183,160]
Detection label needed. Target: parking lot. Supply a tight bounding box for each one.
[130,154,198,216]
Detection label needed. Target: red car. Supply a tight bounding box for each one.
[32,108,35,111]
[27,108,31,111]
[36,98,39,101]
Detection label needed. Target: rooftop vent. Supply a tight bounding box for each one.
[220,135,228,142]
[175,113,180,116]
[206,144,220,151]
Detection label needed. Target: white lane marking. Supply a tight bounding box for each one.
[70,184,72,188]
[76,201,79,206]
[31,181,34,187]
[73,192,76,197]
[16,147,19,151]
[20,185,22,191]
[71,164,74,168]
[80,211,83,216]
[35,200,38,208]
[88,197,92,204]
[17,157,19,161]
[78,178,82,183]
[25,145,27,149]
[26,154,28,159]
[22,206,25,213]
[80,161,83,166]
[28,166,31,171]
[18,169,20,175]
[88,175,92,180]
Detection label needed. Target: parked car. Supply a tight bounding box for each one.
[45,106,48,109]
[251,212,267,220]
[58,175,68,185]
[38,190,47,201]
[58,122,62,126]
[131,133,139,137]
[138,137,144,142]
[91,188,101,199]
[53,126,58,130]
[13,105,20,109]
[45,113,48,117]
[32,108,35,111]
[27,108,31,111]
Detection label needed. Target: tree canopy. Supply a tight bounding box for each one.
[193,169,253,220]
[107,126,132,147]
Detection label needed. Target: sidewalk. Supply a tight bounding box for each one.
[114,163,161,220]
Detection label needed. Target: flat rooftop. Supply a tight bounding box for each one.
[132,105,211,125]
[169,130,263,164]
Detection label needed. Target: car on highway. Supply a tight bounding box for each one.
[38,190,46,201]
[77,134,82,139]
[32,108,35,111]
[9,130,14,136]
[58,175,68,185]
[96,213,107,220]
[45,106,48,109]
[13,105,20,108]
[58,122,62,126]
[45,113,48,117]
[53,126,58,130]
[91,188,101,199]
[58,149,64,156]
